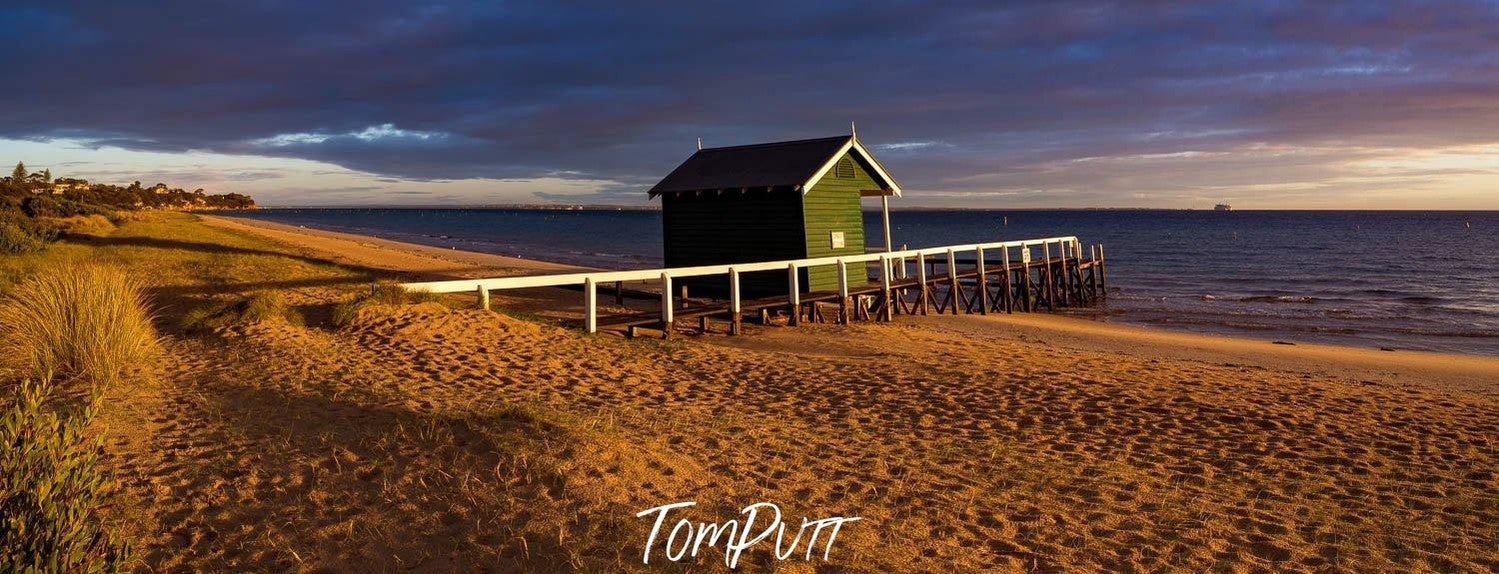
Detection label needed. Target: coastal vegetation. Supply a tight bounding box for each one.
[0,161,255,254]
[0,264,157,572]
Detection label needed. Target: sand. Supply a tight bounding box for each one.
[92,214,1497,572]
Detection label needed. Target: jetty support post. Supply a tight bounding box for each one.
[837,258,850,324]
[728,267,741,335]
[946,248,959,315]
[787,263,800,326]
[916,253,929,315]
[477,285,491,311]
[660,272,674,337]
[583,278,597,333]
[975,246,988,315]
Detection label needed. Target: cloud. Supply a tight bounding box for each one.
[0,1,1495,206]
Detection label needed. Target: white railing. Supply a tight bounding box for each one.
[402,236,1085,333]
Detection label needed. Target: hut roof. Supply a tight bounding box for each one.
[648,135,901,198]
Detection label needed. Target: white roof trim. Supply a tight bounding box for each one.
[800,137,902,197]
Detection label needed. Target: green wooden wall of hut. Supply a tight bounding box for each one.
[659,150,879,298]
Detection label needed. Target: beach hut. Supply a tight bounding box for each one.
[648,133,902,298]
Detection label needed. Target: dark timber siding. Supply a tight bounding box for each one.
[661,188,804,298]
[802,153,875,291]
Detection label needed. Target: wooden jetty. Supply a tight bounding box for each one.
[402,236,1107,338]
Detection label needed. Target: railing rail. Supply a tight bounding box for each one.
[400,235,1091,334]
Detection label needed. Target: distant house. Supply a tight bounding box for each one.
[50,180,87,194]
[648,133,902,297]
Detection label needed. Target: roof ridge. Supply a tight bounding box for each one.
[698,135,850,153]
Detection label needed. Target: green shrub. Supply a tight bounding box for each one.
[36,215,116,238]
[0,221,46,254]
[0,264,158,391]
[181,291,303,332]
[19,196,116,221]
[0,378,131,573]
[330,284,436,328]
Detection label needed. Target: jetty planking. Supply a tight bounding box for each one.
[401,236,1106,338]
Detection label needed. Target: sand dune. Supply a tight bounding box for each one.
[91,214,1498,572]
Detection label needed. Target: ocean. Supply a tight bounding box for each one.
[219,208,1499,355]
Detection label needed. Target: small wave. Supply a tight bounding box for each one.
[1240,295,1317,304]
[1398,296,1443,304]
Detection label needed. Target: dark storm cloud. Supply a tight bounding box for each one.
[2,1,1496,196]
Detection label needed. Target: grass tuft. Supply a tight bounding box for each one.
[0,378,131,573]
[0,263,158,391]
[181,291,304,332]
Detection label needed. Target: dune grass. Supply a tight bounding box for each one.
[0,263,158,392]
[181,291,304,332]
[330,283,438,328]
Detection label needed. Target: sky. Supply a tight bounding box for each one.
[2,1,1497,209]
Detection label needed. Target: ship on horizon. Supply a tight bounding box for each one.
[1214,203,1233,211]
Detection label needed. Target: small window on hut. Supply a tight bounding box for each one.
[835,158,855,179]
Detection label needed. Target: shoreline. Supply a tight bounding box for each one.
[200,213,1499,396]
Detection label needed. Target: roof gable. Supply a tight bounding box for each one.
[648,135,901,198]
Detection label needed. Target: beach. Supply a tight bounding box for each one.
[17,211,1482,572]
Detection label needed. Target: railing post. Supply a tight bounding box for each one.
[787,263,800,326]
[660,272,673,333]
[1098,244,1107,297]
[879,255,892,321]
[916,253,929,315]
[583,277,597,333]
[1041,240,1055,309]
[477,285,490,311]
[1021,244,1034,312]
[975,246,987,315]
[897,244,908,279]
[729,267,741,335]
[837,258,849,325]
[1001,246,1013,313]
[1059,239,1070,307]
[946,248,959,315]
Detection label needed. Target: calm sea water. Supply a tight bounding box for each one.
[221,208,1499,355]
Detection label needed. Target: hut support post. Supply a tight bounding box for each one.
[583,278,596,333]
[837,259,850,325]
[975,246,987,315]
[881,194,893,253]
[787,263,800,326]
[614,281,624,305]
[477,285,490,312]
[660,273,673,336]
[728,267,741,335]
